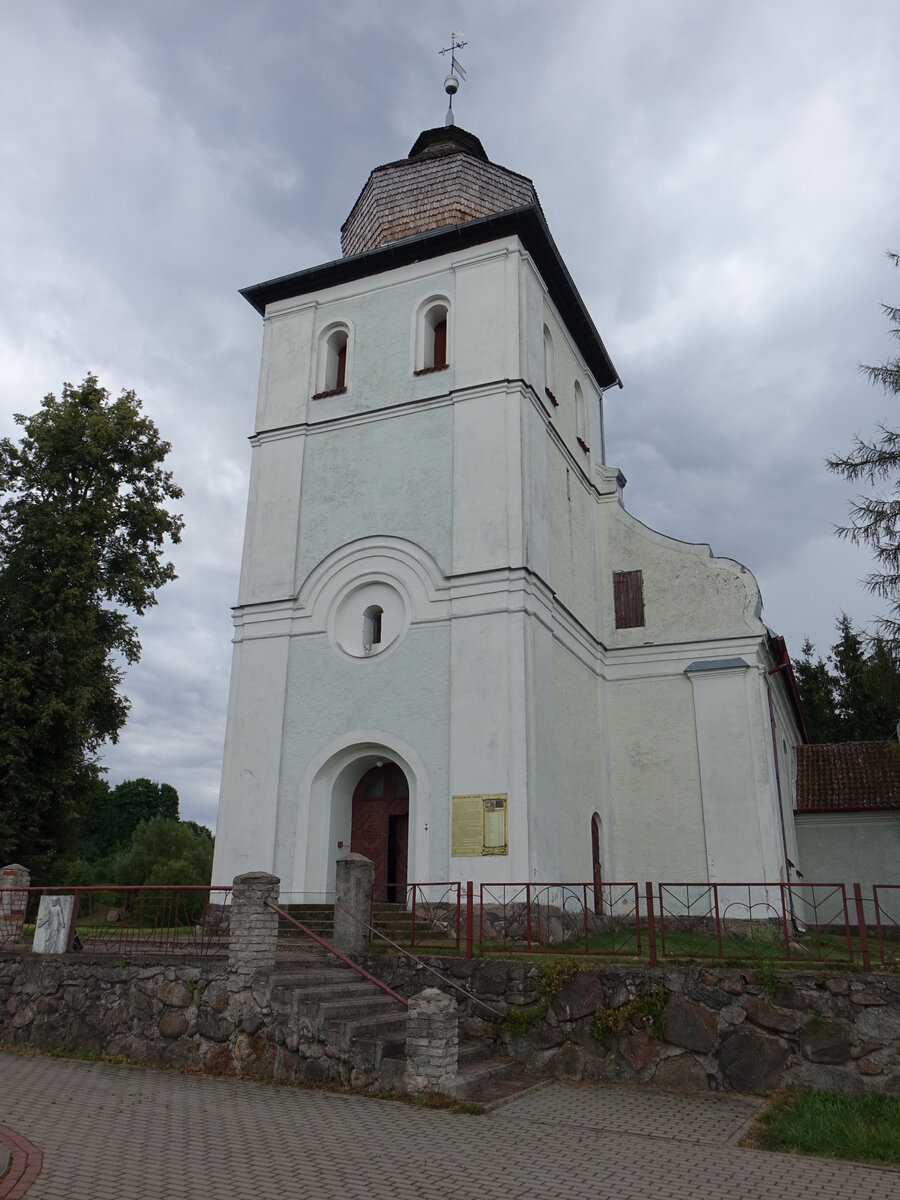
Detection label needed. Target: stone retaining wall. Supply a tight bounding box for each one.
[4,948,898,1095]
[353,954,900,1094]
[0,954,377,1089]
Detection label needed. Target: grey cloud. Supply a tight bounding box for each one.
[2,0,898,824]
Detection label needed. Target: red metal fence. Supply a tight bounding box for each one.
[2,878,897,968]
[471,879,897,967]
[872,884,900,968]
[478,882,641,956]
[655,881,855,966]
[370,882,461,951]
[0,885,231,956]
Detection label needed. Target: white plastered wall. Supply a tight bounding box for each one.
[795,811,900,925]
[216,228,803,901]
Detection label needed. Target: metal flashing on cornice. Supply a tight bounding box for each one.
[684,657,751,674]
[240,204,621,391]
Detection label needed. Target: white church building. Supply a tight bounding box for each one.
[211,122,807,903]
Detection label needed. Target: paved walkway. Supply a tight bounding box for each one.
[1,1050,898,1199]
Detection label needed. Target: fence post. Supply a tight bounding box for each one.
[465,881,474,959]
[227,871,280,981]
[853,883,872,972]
[645,882,657,967]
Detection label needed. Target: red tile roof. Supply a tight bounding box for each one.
[796,741,900,813]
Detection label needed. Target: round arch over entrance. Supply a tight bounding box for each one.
[290,730,431,896]
[351,763,409,902]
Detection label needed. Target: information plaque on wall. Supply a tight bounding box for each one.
[451,793,508,856]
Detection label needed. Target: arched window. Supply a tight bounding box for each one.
[543,325,558,406]
[574,380,589,452]
[415,301,450,374]
[363,604,383,652]
[313,325,350,398]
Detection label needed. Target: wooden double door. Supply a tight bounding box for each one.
[351,763,409,903]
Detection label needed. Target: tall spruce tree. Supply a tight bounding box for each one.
[0,376,183,878]
[794,614,900,742]
[828,251,900,638]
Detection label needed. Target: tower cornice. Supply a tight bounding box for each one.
[240,204,622,391]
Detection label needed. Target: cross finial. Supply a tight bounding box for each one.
[439,32,468,126]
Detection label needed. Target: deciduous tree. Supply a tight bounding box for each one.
[0,375,183,878]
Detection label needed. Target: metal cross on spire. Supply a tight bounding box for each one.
[439,32,467,126]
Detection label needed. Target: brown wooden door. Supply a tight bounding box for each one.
[351,764,409,902]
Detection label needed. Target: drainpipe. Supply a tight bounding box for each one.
[765,660,800,931]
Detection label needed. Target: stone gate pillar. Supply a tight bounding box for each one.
[333,853,374,954]
[0,864,30,941]
[405,987,459,1094]
[227,872,280,981]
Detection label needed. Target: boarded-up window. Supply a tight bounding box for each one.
[613,569,645,629]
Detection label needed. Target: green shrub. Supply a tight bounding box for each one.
[592,985,668,1049]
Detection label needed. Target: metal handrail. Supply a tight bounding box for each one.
[335,899,503,1018]
[265,899,408,1007]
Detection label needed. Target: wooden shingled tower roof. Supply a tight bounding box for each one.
[341,126,543,258]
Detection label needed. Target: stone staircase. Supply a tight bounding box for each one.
[279,904,334,942]
[277,901,458,953]
[271,944,538,1100]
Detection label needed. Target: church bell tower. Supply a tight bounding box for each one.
[212,112,623,898]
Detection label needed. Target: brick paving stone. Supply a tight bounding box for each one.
[1,1050,898,1200]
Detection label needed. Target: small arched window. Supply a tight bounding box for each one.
[363,605,383,652]
[415,302,450,375]
[543,325,558,407]
[313,325,349,398]
[574,380,589,452]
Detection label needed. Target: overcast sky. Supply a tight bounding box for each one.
[2,1,898,831]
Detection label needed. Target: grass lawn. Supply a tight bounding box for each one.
[752,1090,900,1166]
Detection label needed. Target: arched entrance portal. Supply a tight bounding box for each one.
[351,763,409,902]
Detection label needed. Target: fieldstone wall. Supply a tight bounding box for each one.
[352,954,900,1095]
[0,955,378,1090]
[4,938,898,1096]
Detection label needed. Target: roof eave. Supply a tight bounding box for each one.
[240,204,622,391]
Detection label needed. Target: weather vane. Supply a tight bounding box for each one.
[439,32,467,126]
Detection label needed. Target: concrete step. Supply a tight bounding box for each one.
[316,995,404,1020]
[287,980,380,1001]
[273,968,360,987]
[353,1034,407,1069]
[458,1038,495,1065]
[374,1037,539,1103]
[446,1059,547,1104]
[332,1011,408,1039]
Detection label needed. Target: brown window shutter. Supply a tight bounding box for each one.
[433,319,447,369]
[613,570,645,629]
[335,344,347,390]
